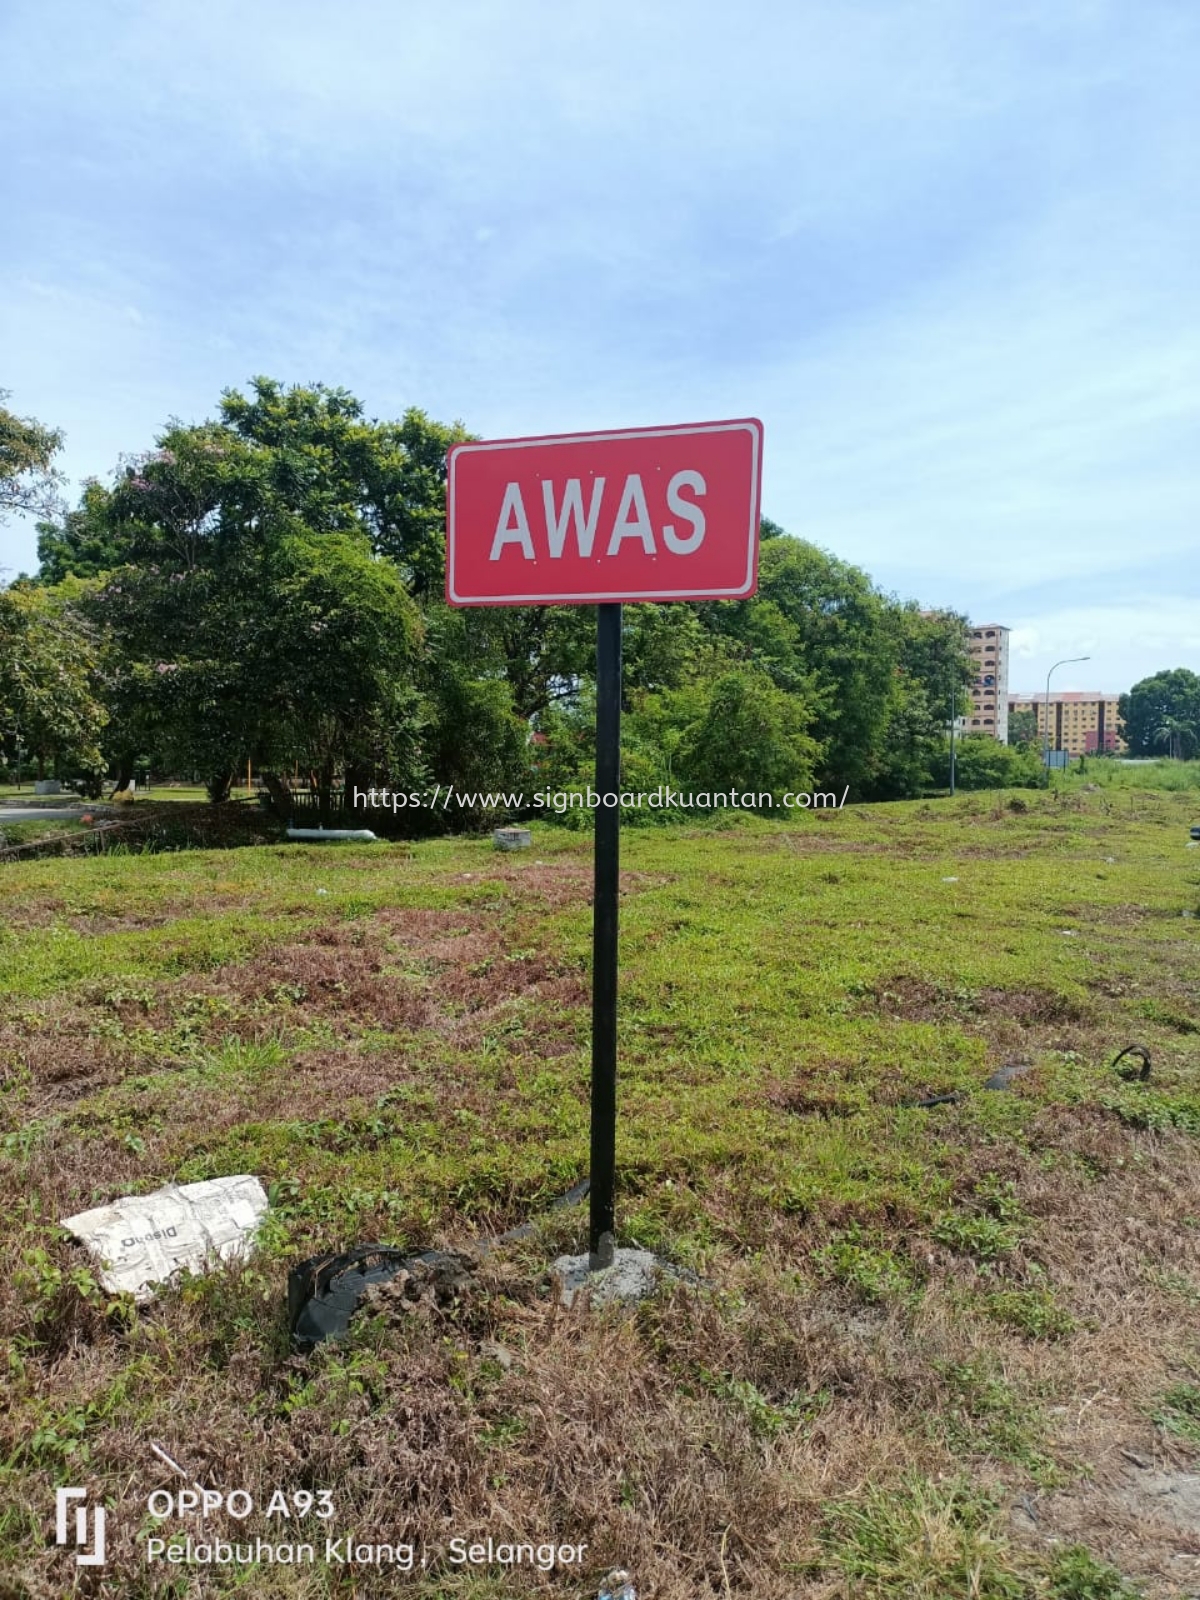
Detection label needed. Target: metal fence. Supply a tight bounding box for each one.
[285,788,366,825]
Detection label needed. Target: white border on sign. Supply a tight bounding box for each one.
[445,419,763,606]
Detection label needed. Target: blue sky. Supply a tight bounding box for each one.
[2,0,1196,694]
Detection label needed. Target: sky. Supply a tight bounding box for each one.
[1,0,1197,696]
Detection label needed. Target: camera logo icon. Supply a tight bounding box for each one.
[55,1488,107,1566]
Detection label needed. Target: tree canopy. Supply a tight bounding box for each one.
[4,375,1096,813]
[0,391,64,525]
[0,578,107,785]
[1120,669,1200,759]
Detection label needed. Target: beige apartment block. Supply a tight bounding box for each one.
[965,625,1010,741]
[1008,692,1125,756]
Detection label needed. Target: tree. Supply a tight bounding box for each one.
[0,392,63,525]
[450,598,727,728]
[92,518,423,810]
[35,480,130,582]
[1153,715,1197,762]
[865,606,973,799]
[701,534,900,796]
[253,529,425,818]
[676,669,820,803]
[57,380,464,804]
[420,661,532,828]
[80,394,429,804]
[0,579,107,787]
[1120,670,1200,758]
[218,377,469,596]
[1008,708,1039,749]
[441,602,595,722]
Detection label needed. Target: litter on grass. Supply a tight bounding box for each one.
[62,1175,268,1302]
[597,1569,637,1599]
[494,827,532,850]
[287,827,378,843]
[288,1246,478,1350]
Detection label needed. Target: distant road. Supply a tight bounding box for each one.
[0,806,95,823]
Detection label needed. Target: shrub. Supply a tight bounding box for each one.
[949,735,1043,791]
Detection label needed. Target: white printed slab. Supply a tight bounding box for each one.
[62,1175,268,1301]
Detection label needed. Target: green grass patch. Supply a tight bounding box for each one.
[1152,1381,1200,1443]
[980,1287,1077,1341]
[821,1476,1025,1597]
[1,788,1198,1591]
[1045,1546,1145,1598]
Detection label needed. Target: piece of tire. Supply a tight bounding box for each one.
[288,1245,412,1351]
[1111,1044,1151,1082]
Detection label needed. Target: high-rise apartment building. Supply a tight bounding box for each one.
[965,625,1010,742]
[1007,692,1125,757]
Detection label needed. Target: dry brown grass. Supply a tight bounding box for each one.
[7,1118,1198,1594]
[3,800,1199,1595]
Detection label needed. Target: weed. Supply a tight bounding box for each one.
[1100,1088,1200,1136]
[815,1230,920,1302]
[1146,1266,1200,1303]
[1045,1544,1144,1599]
[937,1359,1056,1478]
[1151,1381,1200,1443]
[12,1242,137,1352]
[821,1476,1026,1598]
[696,1367,827,1439]
[478,1415,528,1449]
[1133,998,1199,1034]
[933,1174,1027,1261]
[982,1287,1076,1341]
[934,1210,1022,1261]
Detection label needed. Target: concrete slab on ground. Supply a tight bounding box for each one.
[550,1248,675,1309]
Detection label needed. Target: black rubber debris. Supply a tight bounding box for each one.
[1111,1044,1151,1082]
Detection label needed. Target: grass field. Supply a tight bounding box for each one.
[1063,760,1200,793]
[2,788,1198,1597]
[0,785,218,803]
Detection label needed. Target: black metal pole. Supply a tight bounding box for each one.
[589,602,622,1269]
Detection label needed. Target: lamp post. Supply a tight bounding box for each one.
[1043,656,1090,781]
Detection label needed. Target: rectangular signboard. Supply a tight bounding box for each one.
[445,418,763,606]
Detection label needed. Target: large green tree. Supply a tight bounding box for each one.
[218,378,468,596]
[1120,669,1200,758]
[81,392,429,804]
[0,579,107,787]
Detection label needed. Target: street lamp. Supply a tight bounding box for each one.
[1044,656,1090,780]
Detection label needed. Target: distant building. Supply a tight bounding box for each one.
[965,625,1010,742]
[1008,692,1125,757]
